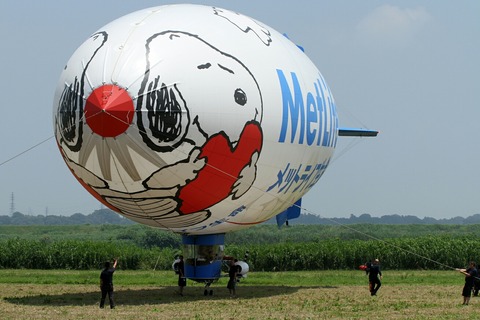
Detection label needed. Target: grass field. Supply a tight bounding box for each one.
[0,269,477,319]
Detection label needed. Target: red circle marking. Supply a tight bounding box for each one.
[84,84,134,137]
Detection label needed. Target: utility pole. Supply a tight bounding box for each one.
[10,192,15,214]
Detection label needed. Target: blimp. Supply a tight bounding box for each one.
[53,4,376,290]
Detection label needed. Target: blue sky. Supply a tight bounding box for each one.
[1,1,479,219]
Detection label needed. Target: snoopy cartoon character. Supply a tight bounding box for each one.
[55,28,264,229]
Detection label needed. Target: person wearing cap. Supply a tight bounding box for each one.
[457,261,478,305]
[366,258,382,296]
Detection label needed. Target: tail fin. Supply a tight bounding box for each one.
[276,199,301,227]
[338,128,378,137]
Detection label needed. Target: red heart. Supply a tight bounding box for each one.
[178,121,263,214]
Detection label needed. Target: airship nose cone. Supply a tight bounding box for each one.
[84,84,134,137]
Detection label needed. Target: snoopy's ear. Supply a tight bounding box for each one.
[136,77,190,152]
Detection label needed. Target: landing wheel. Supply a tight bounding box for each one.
[204,289,208,296]
[209,290,213,296]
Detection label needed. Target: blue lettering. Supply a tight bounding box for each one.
[315,80,325,146]
[228,205,246,217]
[277,69,338,147]
[267,160,331,194]
[277,70,305,144]
[306,92,317,145]
[178,205,247,233]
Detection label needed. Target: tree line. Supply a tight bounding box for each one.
[3,223,480,246]
[0,210,133,226]
[2,209,480,226]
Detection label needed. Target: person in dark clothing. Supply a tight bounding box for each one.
[457,261,478,305]
[366,258,382,296]
[100,258,118,309]
[227,259,238,297]
[177,255,186,296]
[474,275,480,297]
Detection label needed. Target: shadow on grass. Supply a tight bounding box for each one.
[3,285,337,306]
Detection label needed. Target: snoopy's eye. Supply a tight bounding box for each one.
[234,88,247,106]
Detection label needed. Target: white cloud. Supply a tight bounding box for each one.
[355,5,432,47]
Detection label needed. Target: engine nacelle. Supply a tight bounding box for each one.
[234,260,249,277]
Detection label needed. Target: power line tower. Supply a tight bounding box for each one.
[10,192,15,214]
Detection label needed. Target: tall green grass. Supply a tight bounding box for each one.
[0,239,178,270]
[228,236,478,271]
[0,235,476,271]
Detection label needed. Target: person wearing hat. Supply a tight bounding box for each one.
[366,258,383,296]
